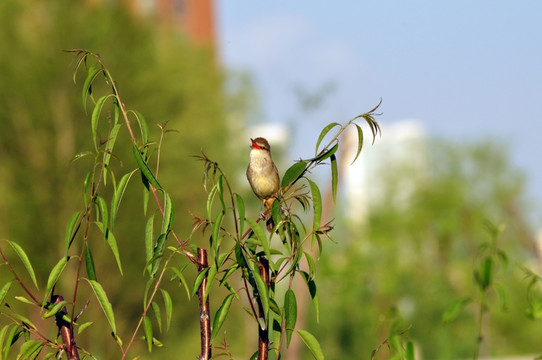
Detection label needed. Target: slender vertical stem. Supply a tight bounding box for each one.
[53,295,80,360]
[197,248,211,360]
[257,257,270,360]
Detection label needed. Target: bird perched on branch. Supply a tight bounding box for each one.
[246,137,280,231]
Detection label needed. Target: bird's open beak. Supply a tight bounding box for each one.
[250,138,261,150]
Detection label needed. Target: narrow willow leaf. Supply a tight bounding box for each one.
[211,211,224,251]
[82,65,101,111]
[480,257,493,290]
[304,252,316,279]
[103,123,121,169]
[15,296,35,305]
[308,179,322,234]
[211,293,235,341]
[143,315,153,352]
[442,297,471,324]
[132,110,150,144]
[203,262,218,304]
[235,194,245,236]
[271,199,281,232]
[78,321,93,335]
[64,211,83,254]
[110,170,137,230]
[281,161,308,188]
[70,151,93,163]
[151,302,162,333]
[7,241,38,290]
[91,95,111,150]
[161,192,175,234]
[351,123,364,164]
[169,266,191,300]
[95,222,123,275]
[296,329,324,360]
[145,214,155,271]
[206,183,218,221]
[87,279,116,335]
[245,218,271,261]
[253,270,269,327]
[151,233,167,277]
[300,271,319,322]
[85,246,97,281]
[3,325,19,359]
[406,341,415,360]
[11,313,36,329]
[217,175,226,211]
[18,339,43,359]
[132,144,161,189]
[308,143,338,162]
[0,281,12,304]
[45,257,71,302]
[330,154,338,202]
[161,289,172,331]
[94,196,108,230]
[192,268,209,297]
[42,300,68,319]
[315,122,341,155]
[0,325,9,357]
[219,265,239,286]
[285,289,297,346]
[83,171,92,208]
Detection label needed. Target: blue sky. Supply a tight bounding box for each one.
[216,1,542,221]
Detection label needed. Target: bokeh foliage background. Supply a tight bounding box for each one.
[1,1,542,359]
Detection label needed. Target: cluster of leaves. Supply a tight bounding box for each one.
[442,220,508,359]
[0,49,382,359]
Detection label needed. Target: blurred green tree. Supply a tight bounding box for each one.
[312,139,540,359]
[0,0,238,357]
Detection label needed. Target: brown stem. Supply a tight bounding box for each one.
[257,257,270,360]
[52,295,80,360]
[196,248,211,360]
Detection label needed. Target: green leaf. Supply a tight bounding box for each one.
[85,246,97,281]
[308,143,338,162]
[285,289,297,346]
[64,211,83,254]
[87,279,116,335]
[315,122,340,155]
[296,329,324,360]
[211,211,225,251]
[442,297,471,324]
[150,233,167,277]
[161,289,173,331]
[78,321,93,335]
[14,296,35,305]
[145,214,155,272]
[406,341,415,360]
[18,339,43,359]
[143,315,153,352]
[91,95,112,150]
[351,123,364,164]
[308,179,322,238]
[169,266,191,300]
[304,252,316,279]
[203,261,218,304]
[253,270,269,328]
[192,268,209,298]
[211,293,235,341]
[161,192,175,234]
[45,257,71,302]
[132,144,161,189]
[95,222,123,275]
[11,313,36,329]
[206,183,218,220]
[132,110,150,144]
[476,257,493,290]
[281,161,308,188]
[42,300,68,319]
[110,170,137,231]
[0,281,12,304]
[104,122,122,168]
[330,154,338,202]
[245,218,271,261]
[7,241,38,290]
[152,301,162,333]
[3,325,20,359]
[300,271,319,322]
[94,196,108,230]
[82,64,101,111]
[235,194,245,236]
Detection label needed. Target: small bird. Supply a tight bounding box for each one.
[246,137,280,231]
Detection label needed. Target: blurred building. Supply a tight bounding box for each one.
[341,119,427,223]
